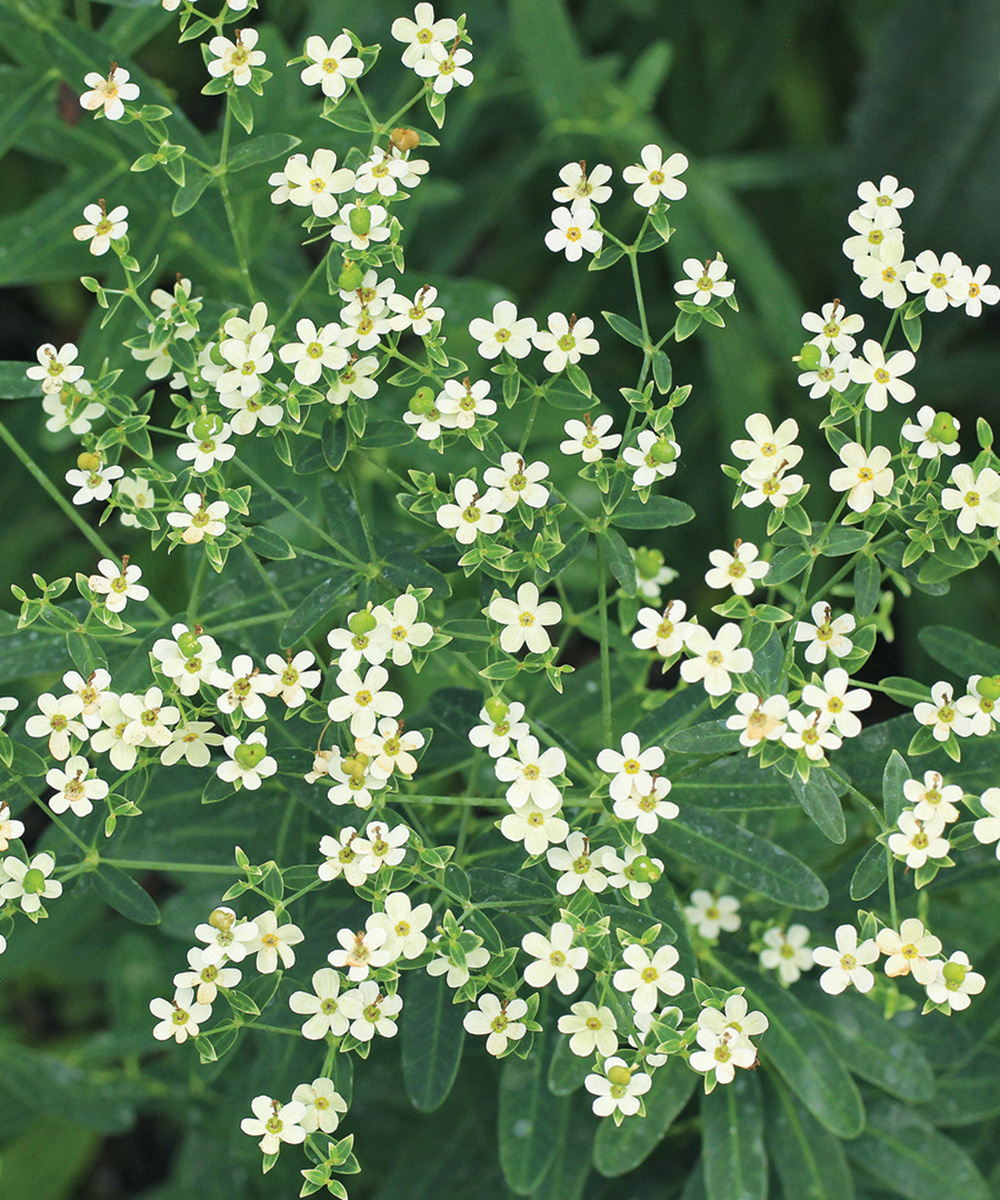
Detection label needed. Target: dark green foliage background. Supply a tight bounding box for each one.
[2,0,1000,1197]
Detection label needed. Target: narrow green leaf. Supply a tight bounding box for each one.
[531,1096,593,1200]
[918,624,1000,680]
[882,748,910,826]
[918,1047,1000,1126]
[854,552,881,618]
[508,0,587,121]
[599,529,638,597]
[498,1037,564,1194]
[226,132,301,172]
[880,675,929,706]
[790,770,846,843]
[610,494,695,529]
[0,361,37,399]
[849,842,887,901]
[703,1069,766,1200]
[602,310,646,347]
[655,809,828,910]
[93,865,160,925]
[322,417,349,471]
[468,868,551,915]
[381,550,452,598]
[65,630,108,677]
[652,350,673,394]
[360,419,414,448]
[593,1056,696,1177]
[171,168,213,217]
[279,575,357,647]
[845,1099,989,1200]
[765,1074,855,1200]
[663,720,740,754]
[819,526,872,556]
[547,1030,590,1097]
[243,526,296,561]
[764,546,811,585]
[401,969,465,1112]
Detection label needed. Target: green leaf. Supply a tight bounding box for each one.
[171,168,213,217]
[401,969,465,1113]
[849,842,887,901]
[0,361,38,399]
[498,1038,564,1194]
[655,809,828,909]
[663,720,740,754]
[652,350,673,394]
[819,526,872,556]
[467,868,551,915]
[508,0,587,121]
[610,494,695,529]
[764,546,811,585]
[65,629,108,677]
[323,416,349,471]
[918,1046,1000,1126]
[0,1114,101,1200]
[593,1057,697,1177]
[226,132,301,172]
[765,1074,855,1200]
[853,552,881,619]
[599,529,637,597]
[845,1099,989,1200]
[280,575,357,647]
[790,769,846,843]
[243,526,296,561]
[602,310,646,347]
[703,1069,766,1200]
[381,550,452,599]
[547,1030,590,1097]
[918,624,1000,680]
[882,748,910,826]
[92,865,160,925]
[361,419,414,448]
[721,963,864,1138]
[530,1096,593,1200]
[806,991,935,1103]
[879,675,929,706]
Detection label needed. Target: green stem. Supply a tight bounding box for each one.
[346,457,379,563]
[274,245,334,340]
[594,535,613,745]
[101,858,240,874]
[218,97,255,302]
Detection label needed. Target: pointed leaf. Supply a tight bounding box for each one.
[765,1074,855,1200]
[401,968,465,1112]
[611,494,695,529]
[498,1036,564,1194]
[593,1057,697,1177]
[93,865,160,925]
[790,770,846,843]
[703,1068,766,1200]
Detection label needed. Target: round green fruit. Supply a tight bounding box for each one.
[348,609,377,636]
[192,411,224,439]
[22,868,47,894]
[77,451,101,472]
[349,207,372,237]
[338,261,364,291]
[408,387,436,415]
[929,411,959,445]
[649,438,677,465]
[630,855,662,883]
[796,342,822,371]
[484,695,509,722]
[233,742,267,770]
[177,630,203,659]
[607,1065,632,1087]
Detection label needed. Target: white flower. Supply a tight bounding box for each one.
[554,161,613,211]
[24,692,87,760]
[330,202,391,250]
[328,925,392,981]
[370,593,433,666]
[906,249,965,312]
[387,284,446,334]
[797,349,853,400]
[632,601,691,658]
[496,735,566,812]
[403,393,452,440]
[300,33,364,98]
[560,413,621,463]
[0,852,63,913]
[356,150,413,199]
[949,263,1000,317]
[596,732,664,801]
[674,256,735,305]
[264,650,321,708]
[631,548,678,602]
[368,891,433,961]
[247,911,304,974]
[174,946,241,1005]
[680,623,753,697]
[64,461,123,506]
[463,993,528,1056]
[212,655,274,720]
[603,845,665,902]
[435,477,504,544]
[689,1027,756,1085]
[152,624,222,696]
[327,616,390,672]
[759,924,814,985]
[904,770,963,824]
[352,821,411,873]
[612,943,683,1013]
[166,493,229,544]
[875,918,941,985]
[740,463,804,510]
[812,924,879,995]
[500,803,569,856]
[558,1001,618,1057]
[469,700,529,758]
[290,967,352,1039]
[613,776,678,834]
[849,340,915,411]
[829,441,894,513]
[856,174,914,220]
[488,582,561,654]
[194,907,259,966]
[318,826,378,888]
[545,205,602,262]
[725,692,790,748]
[483,452,550,512]
[217,730,277,790]
[697,994,768,1049]
[216,332,273,398]
[278,319,349,385]
[80,65,139,119]
[0,801,25,852]
[683,890,741,940]
[240,1095,308,1155]
[925,951,985,1011]
[782,709,842,761]
[327,664,403,738]
[973,787,1000,855]
[177,419,236,473]
[42,381,102,435]
[161,721,224,768]
[622,145,688,207]
[282,149,355,218]
[794,602,855,664]
[435,377,496,429]
[800,667,872,738]
[887,810,950,868]
[802,301,864,354]
[340,980,404,1040]
[26,342,85,394]
[546,831,612,895]
[72,201,128,255]
[532,312,599,374]
[391,3,458,67]
[207,27,266,87]
[149,987,212,1043]
[326,354,379,405]
[730,413,802,480]
[902,406,961,459]
[292,1078,348,1135]
[941,463,1000,534]
[469,300,536,359]
[842,207,903,263]
[521,920,588,994]
[46,756,108,817]
[704,541,769,595]
[427,937,491,989]
[585,1057,652,1117]
[61,668,111,731]
[913,681,973,741]
[855,239,914,309]
[623,429,681,488]
[414,42,474,93]
[88,697,136,771]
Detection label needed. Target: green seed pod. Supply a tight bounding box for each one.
[192,411,224,439]
[208,907,234,932]
[633,548,665,580]
[349,207,372,237]
[338,261,364,291]
[649,438,677,465]
[484,695,509,722]
[408,386,436,415]
[233,742,267,769]
[22,867,47,894]
[348,609,378,635]
[978,675,1000,702]
[177,631,203,659]
[796,342,822,371]
[607,1065,632,1087]
[630,854,662,883]
[77,451,102,472]
[929,411,960,445]
[942,960,968,987]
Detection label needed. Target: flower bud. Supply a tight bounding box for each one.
[77,451,102,472]
[390,127,420,153]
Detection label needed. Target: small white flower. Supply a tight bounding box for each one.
[500,803,569,856]
[46,755,108,817]
[482,452,550,512]
[88,556,149,613]
[704,541,769,596]
[632,601,691,658]
[391,3,458,68]
[850,339,916,411]
[613,776,678,834]
[941,463,1000,534]
[330,202,391,251]
[913,681,973,741]
[340,980,403,1040]
[585,1057,652,1117]
[842,207,903,263]
[782,709,842,761]
[856,174,914,220]
[622,144,688,207]
[469,300,536,360]
[798,349,854,400]
[387,284,446,334]
[434,377,495,429]
[949,263,1000,317]
[370,593,433,667]
[488,582,562,655]
[689,1027,756,1085]
[925,951,985,1011]
[152,624,222,696]
[725,692,790,748]
[289,967,352,1039]
[674,256,735,306]
[216,332,273,399]
[684,890,741,940]
[42,381,102,435]
[906,249,966,312]
[161,720,224,769]
[356,149,412,199]
[812,924,879,995]
[0,852,63,913]
[427,937,491,989]
[327,615,390,672]
[207,27,266,87]
[174,946,241,1006]
[730,413,802,481]
[902,406,961,459]
[557,1001,619,1057]
[328,924,392,981]
[496,735,566,812]
[327,664,403,738]
[546,831,612,895]
[680,623,753,697]
[240,1095,308,1155]
[264,650,321,708]
[740,463,804,510]
[855,239,914,309]
[435,477,504,544]
[554,160,613,211]
[300,33,364,99]
[828,442,894,512]
[24,692,87,761]
[217,729,277,791]
[560,413,621,463]
[800,667,872,738]
[545,205,602,262]
[973,787,1000,856]
[194,907,259,966]
[904,770,963,824]
[469,700,529,758]
[759,924,814,985]
[697,994,769,1049]
[521,920,588,995]
[603,845,665,902]
[801,300,864,354]
[247,910,304,974]
[278,318,349,385]
[887,810,950,869]
[596,732,664,802]
[0,801,25,852]
[631,548,678,602]
[166,493,229,544]
[149,987,212,1044]
[64,461,123,506]
[532,312,599,374]
[794,602,856,665]
[318,826,378,888]
[292,1079,348,1135]
[623,429,680,488]
[72,201,128,255]
[463,993,528,1056]
[414,42,474,94]
[875,918,941,986]
[612,943,683,1013]
[352,821,411,874]
[368,891,433,961]
[80,65,139,120]
[177,419,236,474]
[26,342,85,394]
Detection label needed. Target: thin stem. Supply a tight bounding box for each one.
[218,97,256,302]
[594,535,613,745]
[274,245,334,340]
[102,858,240,875]
[346,457,379,563]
